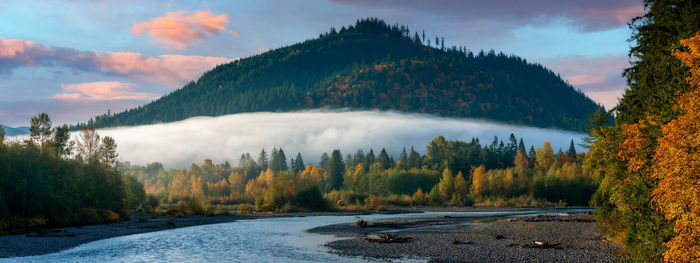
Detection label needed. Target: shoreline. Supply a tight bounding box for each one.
[0,209,417,258]
[0,207,594,259]
[309,211,620,263]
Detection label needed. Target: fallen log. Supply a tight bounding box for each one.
[363,233,412,243]
[521,241,561,249]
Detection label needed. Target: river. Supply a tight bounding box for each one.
[2,208,591,263]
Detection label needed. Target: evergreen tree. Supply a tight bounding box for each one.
[366,149,376,166]
[377,148,392,169]
[326,150,345,190]
[528,146,536,163]
[293,153,305,173]
[398,147,408,170]
[353,149,365,167]
[518,138,526,153]
[270,148,288,172]
[0,126,5,144]
[319,152,330,169]
[258,149,269,171]
[407,146,422,169]
[567,139,576,160]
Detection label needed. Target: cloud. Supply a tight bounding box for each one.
[330,0,644,32]
[53,81,159,101]
[540,55,630,109]
[0,38,237,86]
[131,10,231,49]
[61,110,587,169]
[92,52,236,85]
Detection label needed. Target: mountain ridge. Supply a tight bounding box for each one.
[75,18,602,132]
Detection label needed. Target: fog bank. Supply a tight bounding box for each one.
[81,110,583,168]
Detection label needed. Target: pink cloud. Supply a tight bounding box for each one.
[131,10,231,49]
[0,38,237,86]
[93,52,235,85]
[583,5,646,26]
[540,55,630,109]
[53,81,159,101]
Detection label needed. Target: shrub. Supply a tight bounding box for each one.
[238,203,253,214]
[294,186,328,211]
[101,210,120,222]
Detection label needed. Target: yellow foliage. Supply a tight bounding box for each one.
[653,33,700,263]
[535,141,555,171]
[514,150,529,179]
[471,165,487,196]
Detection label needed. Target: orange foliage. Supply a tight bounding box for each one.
[618,116,659,172]
[298,165,325,187]
[652,33,700,262]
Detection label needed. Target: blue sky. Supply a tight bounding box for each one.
[0,0,643,126]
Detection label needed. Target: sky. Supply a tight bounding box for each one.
[0,0,644,127]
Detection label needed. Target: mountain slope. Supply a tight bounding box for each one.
[80,18,600,131]
[0,125,29,136]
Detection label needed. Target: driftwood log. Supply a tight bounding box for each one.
[363,233,412,243]
[356,220,403,229]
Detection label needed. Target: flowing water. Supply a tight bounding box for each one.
[2,208,591,263]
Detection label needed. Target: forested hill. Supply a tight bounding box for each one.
[78,18,601,131]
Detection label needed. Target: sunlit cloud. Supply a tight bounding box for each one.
[57,110,589,169]
[53,81,159,101]
[0,38,237,86]
[540,55,629,109]
[131,10,232,49]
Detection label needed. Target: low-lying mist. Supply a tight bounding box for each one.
[88,110,586,169]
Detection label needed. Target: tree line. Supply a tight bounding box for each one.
[0,114,148,232]
[121,133,594,215]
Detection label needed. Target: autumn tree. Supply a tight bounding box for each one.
[535,141,555,171]
[651,33,700,263]
[514,150,529,178]
[453,171,468,204]
[438,168,454,200]
[471,165,487,196]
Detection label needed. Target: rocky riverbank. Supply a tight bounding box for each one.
[309,213,621,263]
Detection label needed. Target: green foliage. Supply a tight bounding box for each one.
[77,18,598,132]
[0,142,127,228]
[325,150,345,190]
[294,186,328,211]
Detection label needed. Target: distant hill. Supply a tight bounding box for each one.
[1,125,29,136]
[77,18,601,131]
